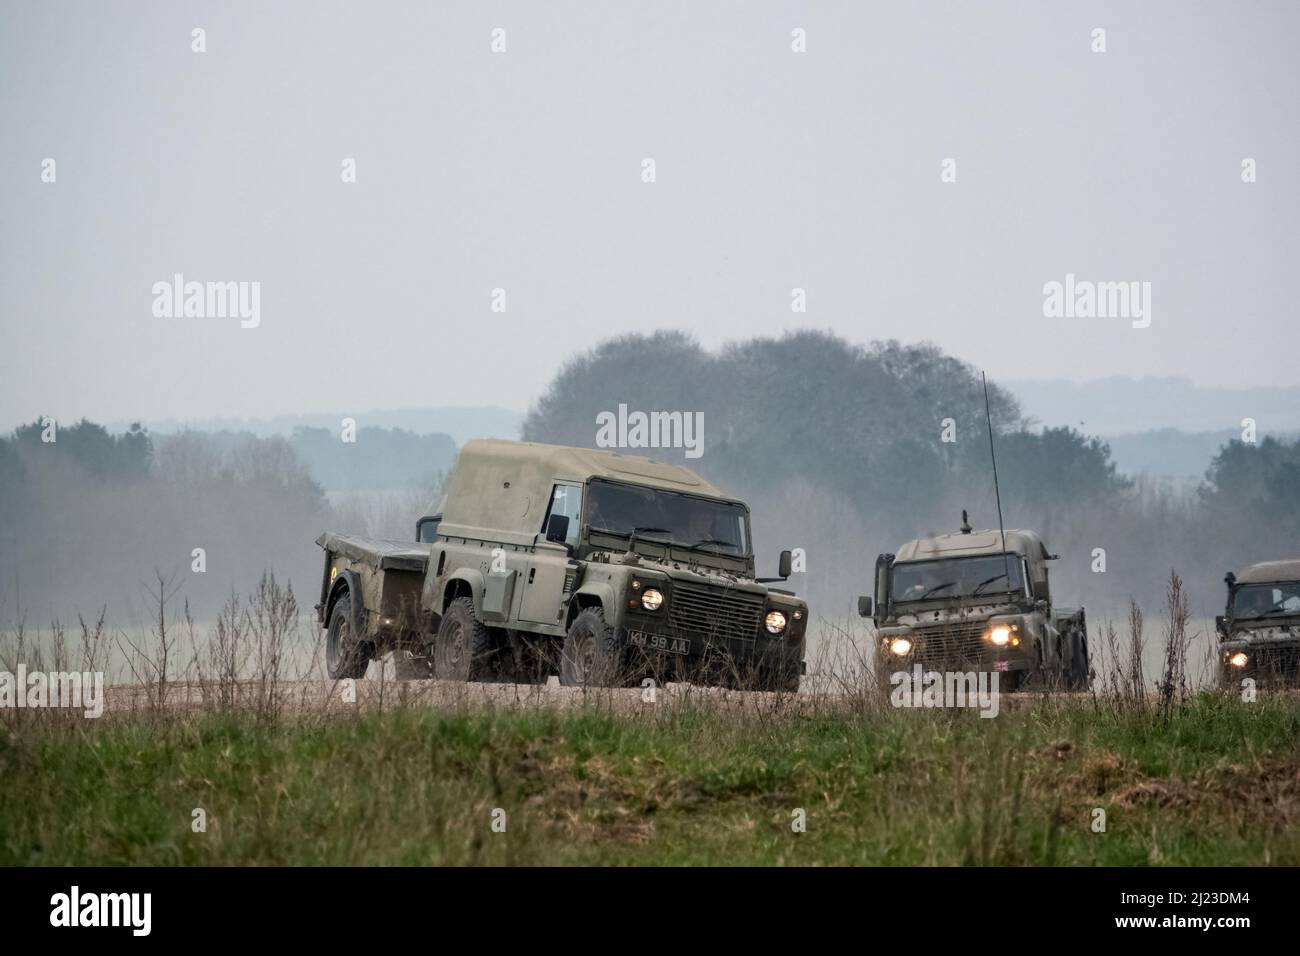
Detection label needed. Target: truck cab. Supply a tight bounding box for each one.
[858,515,1088,691]
[1217,559,1300,686]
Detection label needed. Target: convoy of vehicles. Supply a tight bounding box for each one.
[858,513,1090,690]
[315,438,1299,697]
[1217,560,1300,686]
[316,439,807,690]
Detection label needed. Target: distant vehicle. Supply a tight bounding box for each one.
[315,439,808,690]
[859,513,1090,691]
[1217,559,1300,687]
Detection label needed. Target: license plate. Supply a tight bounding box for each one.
[628,630,690,655]
[992,661,1011,672]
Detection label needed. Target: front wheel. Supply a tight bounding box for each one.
[560,607,623,687]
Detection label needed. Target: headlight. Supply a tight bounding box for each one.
[988,625,1012,646]
[1229,652,1248,668]
[889,637,912,656]
[765,610,788,634]
[640,588,664,611]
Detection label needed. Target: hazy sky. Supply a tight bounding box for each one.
[3,1,1298,431]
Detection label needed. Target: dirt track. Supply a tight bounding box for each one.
[96,675,1100,718]
[100,677,820,717]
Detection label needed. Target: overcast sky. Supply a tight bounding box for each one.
[2,1,1297,431]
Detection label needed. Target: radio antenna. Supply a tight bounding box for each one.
[983,371,1012,588]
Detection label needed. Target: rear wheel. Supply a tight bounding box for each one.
[433,597,501,681]
[560,607,623,687]
[326,593,371,680]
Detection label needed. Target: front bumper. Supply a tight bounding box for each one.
[1219,639,1300,684]
[877,624,1033,674]
[617,622,804,678]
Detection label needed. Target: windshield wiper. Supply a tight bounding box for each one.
[971,573,1010,596]
[916,581,958,600]
[689,538,738,553]
[626,526,672,551]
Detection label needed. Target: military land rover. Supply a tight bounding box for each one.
[1217,559,1300,686]
[858,514,1090,691]
[315,439,808,690]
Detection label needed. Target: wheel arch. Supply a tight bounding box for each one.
[325,570,365,636]
[441,570,485,616]
[567,583,615,628]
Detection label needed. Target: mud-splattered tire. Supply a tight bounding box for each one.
[326,593,370,680]
[560,607,623,687]
[434,597,499,681]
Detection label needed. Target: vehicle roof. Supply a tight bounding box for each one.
[895,528,1051,563]
[1235,559,1300,585]
[439,439,728,538]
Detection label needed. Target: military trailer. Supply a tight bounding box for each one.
[315,439,808,690]
[858,514,1089,691]
[1216,559,1300,686]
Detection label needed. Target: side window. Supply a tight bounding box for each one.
[542,484,582,547]
[417,515,441,543]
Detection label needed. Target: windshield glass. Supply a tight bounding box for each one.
[1232,582,1300,619]
[891,554,1025,603]
[584,478,749,555]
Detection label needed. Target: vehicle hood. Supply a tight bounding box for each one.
[1229,620,1300,642]
[890,600,1023,628]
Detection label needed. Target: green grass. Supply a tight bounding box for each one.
[3,694,1299,865]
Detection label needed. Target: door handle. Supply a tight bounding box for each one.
[528,568,536,584]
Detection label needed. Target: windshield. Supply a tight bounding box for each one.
[584,478,750,555]
[1232,582,1300,619]
[891,554,1025,603]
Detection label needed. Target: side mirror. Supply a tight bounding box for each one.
[778,549,793,579]
[1215,615,1227,637]
[857,595,873,618]
[545,514,570,544]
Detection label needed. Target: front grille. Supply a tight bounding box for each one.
[1244,646,1300,679]
[669,581,764,643]
[912,620,990,664]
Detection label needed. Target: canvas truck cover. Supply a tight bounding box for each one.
[1235,559,1300,585]
[894,528,1052,564]
[437,439,729,541]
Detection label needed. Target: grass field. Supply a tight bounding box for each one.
[3,691,1298,866]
